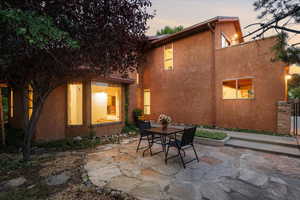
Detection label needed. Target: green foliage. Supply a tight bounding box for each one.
[289,87,300,99]
[122,123,138,133]
[195,130,227,140]
[272,33,300,64]
[156,25,184,36]
[0,183,50,200]
[133,108,143,117]
[5,126,24,148]
[0,9,79,50]
[0,158,34,173]
[35,137,101,151]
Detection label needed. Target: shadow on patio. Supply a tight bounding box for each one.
[85,138,300,200]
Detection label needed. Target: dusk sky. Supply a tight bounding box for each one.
[147,0,299,43]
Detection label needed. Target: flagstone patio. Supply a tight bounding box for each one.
[85,138,300,200]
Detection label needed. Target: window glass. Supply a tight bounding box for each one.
[28,85,33,119]
[136,73,139,85]
[221,34,230,48]
[68,83,83,125]
[223,80,237,99]
[164,44,173,70]
[91,82,121,124]
[144,89,151,115]
[223,79,254,99]
[237,79,254,99]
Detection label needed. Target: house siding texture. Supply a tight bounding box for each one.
[10,76,138,141]
[143,31,215,125]
[215,38,286,132]
[141,22,286,132]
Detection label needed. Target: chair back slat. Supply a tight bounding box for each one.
[137,120,151,136]
[180,126,197,147]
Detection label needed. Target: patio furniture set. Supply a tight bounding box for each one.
[136,120,199,168]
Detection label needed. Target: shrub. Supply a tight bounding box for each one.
[35,136,101,151]
[122,123,138,133]
[195,130,227,140]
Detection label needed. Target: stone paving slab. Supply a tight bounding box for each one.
[85,138,300,200]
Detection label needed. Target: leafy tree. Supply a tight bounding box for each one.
[245,0,300,64]
[288,74,300,99]
[156,25,184,36]
[0,0,153,161]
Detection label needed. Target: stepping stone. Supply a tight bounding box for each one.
[238,169,268,187]
[46,172,70,186]
[5,177,26,187]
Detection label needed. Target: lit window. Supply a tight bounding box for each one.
[223,78,254,99]
[10,89,13,118]
[237,79,254,99]
[68,83,83,125]
[144,89,151,115]
[164,44,173,70]
[91,82,121,124]
[28,85,33,119]
[223,80,237,99]
[136,73,139,85]
[221,33,230,48]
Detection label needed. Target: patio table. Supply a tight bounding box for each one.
[143,127,183,162]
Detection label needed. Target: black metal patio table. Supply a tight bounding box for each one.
[143,127,183,162]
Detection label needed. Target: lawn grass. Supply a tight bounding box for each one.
[195,130,227,140]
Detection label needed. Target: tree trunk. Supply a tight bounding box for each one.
[22,88,47,161]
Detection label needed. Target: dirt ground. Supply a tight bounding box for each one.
[0,150,114,200]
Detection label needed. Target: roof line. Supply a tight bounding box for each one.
[150,16,240,47]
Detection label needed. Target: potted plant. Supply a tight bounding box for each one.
[133,108,143,124]
[158,114,172,130]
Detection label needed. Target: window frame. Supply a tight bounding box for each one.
[10,89,14,118]
[222,77,255,100]
[143,89,151,115]
[90,81,122,125]
[67,82,84,126]
[163,43,174,70]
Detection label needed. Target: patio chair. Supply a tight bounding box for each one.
[165,126,199,168]
[136,120,160,155]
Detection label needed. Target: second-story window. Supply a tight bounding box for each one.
[221,33,230,48]
[164,43,173,70]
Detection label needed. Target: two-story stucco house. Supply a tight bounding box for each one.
[139,16,288,133]
[4,16,291,141]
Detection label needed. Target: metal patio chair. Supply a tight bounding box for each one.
[136,120,161,155]
[165,126,199,168]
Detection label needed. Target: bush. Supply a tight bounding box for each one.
[122,123,138,133]
[0,155,34,172]
[35,136,101,151]
[4,125,24,149]
[195,130,227,140]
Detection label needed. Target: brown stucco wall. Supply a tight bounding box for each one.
[35,86,66,141]
[10,76,138,142]
[142,30,215,125]
[215,37,286,132]
[215,22,240,48]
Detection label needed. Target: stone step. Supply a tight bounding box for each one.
[226,139,300,157]
[198,128,299,148]
[227,132,299,148]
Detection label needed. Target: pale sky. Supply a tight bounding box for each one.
[147,0,300,44]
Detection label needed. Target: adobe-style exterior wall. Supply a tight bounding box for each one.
[215,21,241,48]
[215,37,286,132]
[142,30,215,125]
[9,76,138,142]
[35,85,66,141]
